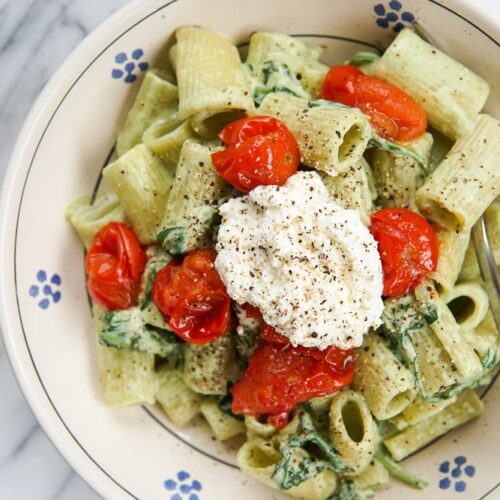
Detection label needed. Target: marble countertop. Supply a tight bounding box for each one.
[0,1,498,499]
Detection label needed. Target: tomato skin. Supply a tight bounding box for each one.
[211,116,299,193]
[152,248,232,344]
[261,323,355,367]
[320,65,427,142]
[267,412,290,430]
[370,208,439,297]
[231,339,354,416]
[85,222,146,311]
[243,303,263,321]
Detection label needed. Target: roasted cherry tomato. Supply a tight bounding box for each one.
[243,303,263,321]
[152,248,232,344]
[267,412,290,431]
[231,338,354,417]
[320,65,427,142]
[261,323,354,367]
[370,208,438,297]
[86,222,146,311]
[211,116,299,192]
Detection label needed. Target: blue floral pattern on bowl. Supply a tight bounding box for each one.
[164,471,202,500]
[439,456,476,492]
[374,1,415,32]
[29,270,62,309]
[111,49,149,83]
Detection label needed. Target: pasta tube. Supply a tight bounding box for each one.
[155,365,203,426]
[430,228,471,292]
[244,32,318,104]
[65,192,126,249]
[352,333,416,420]
[320,158,373,224]
[158,140,229,254]
[371,132,433,210]
[416,114,500,231]
[237,438,337,500]
[371,28,489,140]
[116,70,178,156]
[142,116,197,167]
[259,93,371,175]
[383,390,483,461]
[103,144,175,244]
[93,307,155,407]
[414,281,482,378]
[329,390,379,475]
[200,398,245,441]
[352,459,389,491]
[182,334,243,395]
[458,202,500,282]
[464,309,500,358]
[390,395,457,431]
[442,282,489,332]
[175,26,255,137]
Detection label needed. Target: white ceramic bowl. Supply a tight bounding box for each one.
[1,1,499,499]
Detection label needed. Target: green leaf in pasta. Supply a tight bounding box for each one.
[246,60,309,106]
[158,205,219,255]
[380,295,497,403]
[272,411,352,489]
[262,60,294,84]
[328,479,360,500]
[138,246,172,311]
[429,349,497,402]
[99,307,183,361]
[368,135,429,174]
[344,52,380,67]
[374,448,428,489]
[253,85,305,106]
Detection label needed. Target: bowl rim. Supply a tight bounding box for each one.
[0,0,498,499]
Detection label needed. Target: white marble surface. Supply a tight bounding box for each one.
[0,2,129,498]
[0,0,498,499]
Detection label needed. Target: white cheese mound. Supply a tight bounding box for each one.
[215,171,384,350]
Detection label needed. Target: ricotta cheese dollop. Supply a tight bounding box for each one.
[215,171,384,350]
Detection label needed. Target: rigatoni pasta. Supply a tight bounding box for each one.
[155,365,203,425]
[200,398,245,440]
[65,25,500,500]
[142,116,198,167]
[371,132,433,210]
[353,333,416,420]
[371,28,489,140]
[103,144,175,244]
[329,390,379,474]
[259,93,371,175]
[116,70,178,156]
[320,158,374,224]
[414,281,483,379]
[93,307,156,407]
[384,390,483,461]
[64,192,127,249]
[416,114,500,231]
[175,26,255,137]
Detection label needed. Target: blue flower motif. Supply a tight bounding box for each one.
[111,49,149,84]
[164,471,202,500]
[373,2,415,32]
[29,270,62,309]
[438,456,476,492]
